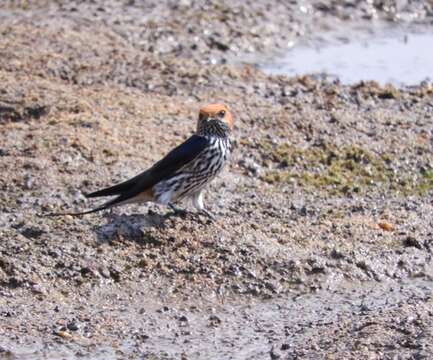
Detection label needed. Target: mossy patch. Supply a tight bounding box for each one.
[260,142,432,196]
[416,169,433,194]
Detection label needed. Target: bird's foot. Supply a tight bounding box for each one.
[199,209,216,222]
[167,204,189,218]
[166,204,216,223]
[103,206,116,219]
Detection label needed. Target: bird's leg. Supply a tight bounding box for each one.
[105,206,115,219]
[168,203,188,217]
[200,208,216,221]
[192,191,215,222]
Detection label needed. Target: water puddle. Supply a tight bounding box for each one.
[261,30,433,86]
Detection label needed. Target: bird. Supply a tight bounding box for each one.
[48,103,233,220]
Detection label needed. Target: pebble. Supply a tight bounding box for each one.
[67,321,80,331]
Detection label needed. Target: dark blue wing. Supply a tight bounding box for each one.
[85,135,208,201]
[150,134,208,179]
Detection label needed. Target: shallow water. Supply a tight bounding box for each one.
[262,31,433,85]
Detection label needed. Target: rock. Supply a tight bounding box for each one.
[378,222,394,231]
[403,237,423,249]
[270,345,283,359]
[99,266,111,279]
[20,226,45,239]
[31,284,46,295]
[209,315,221,326]
[178,315,188,322]
[238,158,262,177]
[56,330,73,339]
[67,321,80,331]
[281,343,290,350]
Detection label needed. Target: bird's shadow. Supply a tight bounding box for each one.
[95,211,169,245]
[94,207,213,245]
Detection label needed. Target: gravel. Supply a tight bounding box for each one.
[1,0,433,358]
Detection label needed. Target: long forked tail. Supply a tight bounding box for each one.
[46,168,154,217]
[44,196,121,217]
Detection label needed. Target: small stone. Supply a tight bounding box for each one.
[21,226,45,239]
[238,159,262,177]
[403,236,422,249]
[209,315,222,326]
[378,222,394,231]
[99,266,111,278]
[281,343,290,350]
[23,175,34,190]
[270,345,282,359]
[67,321,80,331]
[56,330,73,339]
[31,284,45,295]
[330,248,344,259]
[157,306,170,313]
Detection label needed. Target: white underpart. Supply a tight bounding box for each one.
[157,189,174,205]
[152,135,231,209]
[192,191,204,211]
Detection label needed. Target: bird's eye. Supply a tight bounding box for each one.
[218,110,226,117]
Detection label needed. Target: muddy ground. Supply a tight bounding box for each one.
[0,1,433,359]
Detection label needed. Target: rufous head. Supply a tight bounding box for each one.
[197,103,233,136]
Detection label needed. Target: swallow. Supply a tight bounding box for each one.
[48,103,233,220]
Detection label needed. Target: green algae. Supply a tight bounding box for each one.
[260,142,432,196]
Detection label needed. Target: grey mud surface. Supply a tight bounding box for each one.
[3,279,433,359]
[1,1,433,359]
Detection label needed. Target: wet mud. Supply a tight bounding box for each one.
[1,1,433,359]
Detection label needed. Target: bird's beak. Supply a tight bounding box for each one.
[207,117,217,122]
